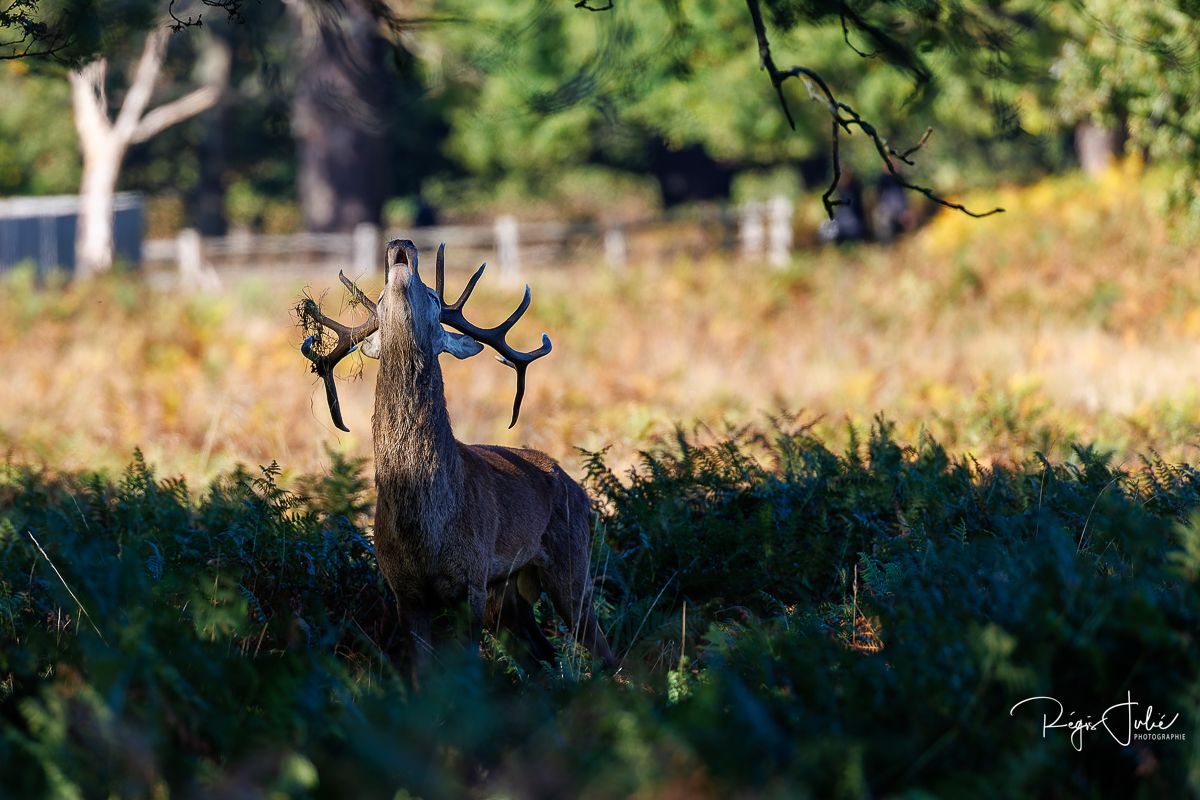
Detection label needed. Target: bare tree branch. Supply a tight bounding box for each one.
[167,0,203,31]
[167,0,247,31]
[896,127,932,165]
[113,29,170,142]
[745,0,1004,220]
[131,85,221,143]
[68,59,111,146]
[822,119,842,215]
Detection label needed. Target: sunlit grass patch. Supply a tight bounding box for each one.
[2,169,1200,484]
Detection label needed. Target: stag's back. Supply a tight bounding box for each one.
[458,444,587,572]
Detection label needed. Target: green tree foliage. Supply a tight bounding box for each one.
[1,0,161,64]
[427,0,842,206]
[424,0,1067,210]
[4,0,1199,222]
[0,66,78,193]
[421,0,1200,216]
[1052,0,1200,214]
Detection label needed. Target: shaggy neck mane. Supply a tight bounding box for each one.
[372,315,463,550]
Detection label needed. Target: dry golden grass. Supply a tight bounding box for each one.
[4,162,1200,483]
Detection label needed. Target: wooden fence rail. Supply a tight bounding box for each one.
[141,194,797,287]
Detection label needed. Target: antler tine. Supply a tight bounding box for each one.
[441,262,487,311]
[496,285,532,334]
[435,243,445,300]
[339,270,377,314]
[299,276,380,432]
[437,249,551,427]
[501,333,552,428]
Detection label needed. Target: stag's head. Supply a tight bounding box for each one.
[368,239,484,363]
[300,239,552,432]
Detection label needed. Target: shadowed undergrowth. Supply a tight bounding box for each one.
[1,422,1199,798]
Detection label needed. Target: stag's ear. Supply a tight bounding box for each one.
[359,330,382,359]
[439,329,484,360]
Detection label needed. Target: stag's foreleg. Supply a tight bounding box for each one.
[398,604,433,687]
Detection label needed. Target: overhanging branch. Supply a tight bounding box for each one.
[0,0,74,60]
[745,0,1003,220]
[840,10,876,59]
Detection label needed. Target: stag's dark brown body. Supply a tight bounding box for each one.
[303,239,615,673]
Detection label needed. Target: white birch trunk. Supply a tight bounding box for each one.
[68,29,224,277]
[75,140,123,277]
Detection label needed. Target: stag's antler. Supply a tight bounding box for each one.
[300,272,379,432]
[434,243,552,428]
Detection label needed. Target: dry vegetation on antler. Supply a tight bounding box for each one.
[2,165,1199,482]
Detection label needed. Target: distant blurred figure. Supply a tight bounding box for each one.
[872,173,914,243]
[415,198,438,227]
[818,167,867,244]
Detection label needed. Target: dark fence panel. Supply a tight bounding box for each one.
[0,194,143,276]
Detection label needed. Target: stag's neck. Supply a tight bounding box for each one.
[372,342,462,550]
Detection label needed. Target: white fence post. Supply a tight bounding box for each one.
[177,228,219,291]
[767,193,793,268]
[352,222,380,277]
[739,200,765,262]
[495,215,520,284]
[603,227,627,270]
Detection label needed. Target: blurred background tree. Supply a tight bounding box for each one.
[1051,0,1200,213]
[69,26,225,274]
[0,0,1197,237]
[419,0,1058,217]
[290,0,395,232]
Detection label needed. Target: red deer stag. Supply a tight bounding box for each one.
[300,239,616,673]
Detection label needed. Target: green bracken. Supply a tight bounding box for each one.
[1,422,1198,798]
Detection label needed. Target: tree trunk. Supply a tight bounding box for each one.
[291,0,393,233]
[75,143,123,276]
[192,34,233,236]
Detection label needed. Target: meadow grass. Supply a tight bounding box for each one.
[3,163,1200,485]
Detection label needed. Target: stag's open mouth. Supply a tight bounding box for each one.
[385,239,420,287]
